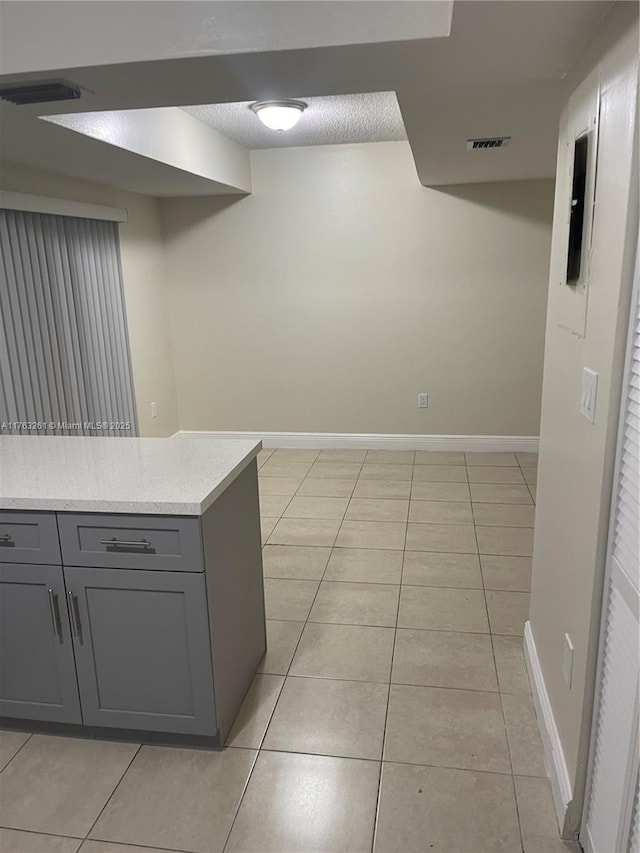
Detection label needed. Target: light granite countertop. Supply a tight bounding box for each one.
[0,436,261,515]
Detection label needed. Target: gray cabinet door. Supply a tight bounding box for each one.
[64,567,217,736]
[0,563,81,723]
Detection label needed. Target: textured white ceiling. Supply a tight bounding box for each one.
[182,92,407,149]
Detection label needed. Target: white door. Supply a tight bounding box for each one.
[582,235,640,853]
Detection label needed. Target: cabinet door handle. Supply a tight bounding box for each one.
[68,591,81,638]
[48,589,60,638]
[99,538,151,549]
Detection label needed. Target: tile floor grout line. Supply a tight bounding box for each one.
[263,456,401,853]
[0,825,83,842]
[218,747,261,853]
[243,745,545,778]
[262,479,534,503]
[222,484,360,851]
[501,689,528,853]
[370,510,407,853]
[261,456,317,539]
[78,832,197,853]
[331,454,368,548]
[262,541,532,557]
[251,501,345,747]
[227,454,321,853]
[470,457,529,853]
[1,829,191,853]
[264,572,529,593]
[470,462,529,853]
[224,739,551,783]
[266,613,523,637]
[278,671,507,694]
[369,759,384,853]
[224,746,549,776]
[81,742,142,844]
[0,738,541,802]
[275,528,337,682]
[516,453,538,507]
[469,489,498,685]
[510,769,527,853]
[228,671,532,695]
[0,732,32,775]
[363,453,412,853]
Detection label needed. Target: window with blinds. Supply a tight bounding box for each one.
[583,242,639,853]
[0,209,138,437]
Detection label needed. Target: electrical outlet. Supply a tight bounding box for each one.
[418,393,429,409]
[150,401,158,419]
[563,633,574,688]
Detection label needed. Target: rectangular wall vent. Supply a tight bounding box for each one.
[0,79,81,106]
[466,137,511,150]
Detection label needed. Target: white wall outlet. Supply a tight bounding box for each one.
[418,393,429,409]
[150,401,158,419]
[563,633,574,688]
[580,367,598,423]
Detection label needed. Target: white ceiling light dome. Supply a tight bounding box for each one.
[250,99,307,132]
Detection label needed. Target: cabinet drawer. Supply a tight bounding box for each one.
[58,514,203,571]
[0,511,61,565]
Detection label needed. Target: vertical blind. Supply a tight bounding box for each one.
[583,237,639,853]
[0,209,137,437]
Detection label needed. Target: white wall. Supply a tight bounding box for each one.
[0,1,452,74]
[0,161,179,437]
[526,1,638,837]
[46,108,252,194]
[161,141,554,437]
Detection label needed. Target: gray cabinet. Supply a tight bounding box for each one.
[0,461,265,744]
[0,563,81,723]
[64,567,217,736]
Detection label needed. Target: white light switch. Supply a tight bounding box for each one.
[418,394,429,409]
[150,401,158,419]
[580,368,598,423]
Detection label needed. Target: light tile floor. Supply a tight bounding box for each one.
[0,449,578,853]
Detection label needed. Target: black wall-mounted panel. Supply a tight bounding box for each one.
[567,133,589,285]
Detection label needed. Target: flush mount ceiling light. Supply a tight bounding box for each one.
[250,99,307,132]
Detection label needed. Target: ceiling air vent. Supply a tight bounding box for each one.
[466,137,511,150]
[467,136,511,151]
[0,79,81,106]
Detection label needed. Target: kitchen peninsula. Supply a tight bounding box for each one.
[0,436,265,746]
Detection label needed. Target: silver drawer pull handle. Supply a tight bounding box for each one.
[0,533,12,543]
[48,589,60,638]
[100,538,151,549]
[68,591,81,638]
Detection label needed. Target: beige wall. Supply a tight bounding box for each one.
[528,2,638,836]
[0,161,179,437]
[161,142,554,436]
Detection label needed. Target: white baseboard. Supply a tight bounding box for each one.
[174,430,539,453]
[523,621,573,830]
